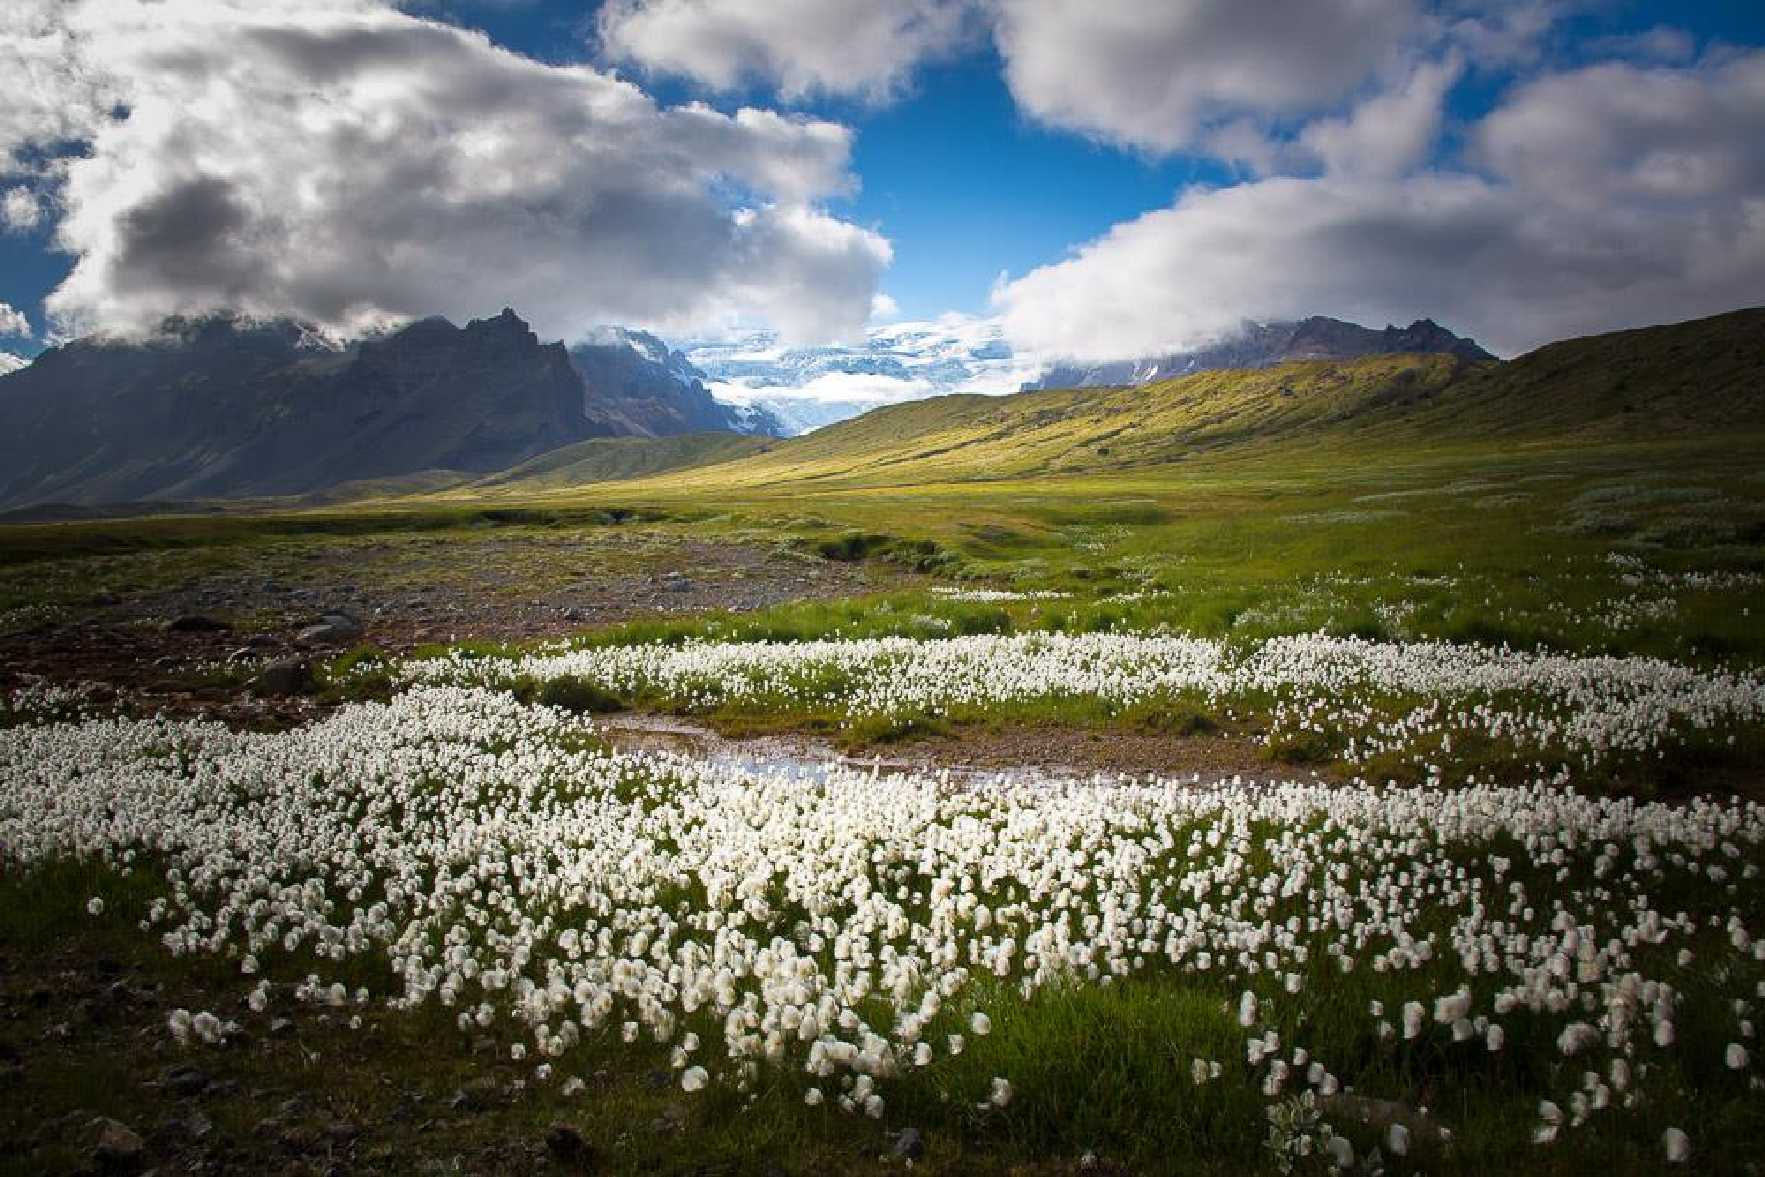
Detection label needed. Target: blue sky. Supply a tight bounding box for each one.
[3,1,1764,364]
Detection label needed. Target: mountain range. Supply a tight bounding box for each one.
[685,317,1040,435]
[0,310,780,509]
[1023,316,1494,390]
[4,304,1746,513]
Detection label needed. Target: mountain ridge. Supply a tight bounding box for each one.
[0,310,782,509]
[1025,315,1495,390]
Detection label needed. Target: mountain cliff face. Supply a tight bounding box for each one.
[0,310,786,508]
[568,328,784,438]
[1027,316,1494,390]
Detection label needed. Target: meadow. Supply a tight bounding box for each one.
[3,409,1764,1173]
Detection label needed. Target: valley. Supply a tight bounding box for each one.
[1,308,1763,1176]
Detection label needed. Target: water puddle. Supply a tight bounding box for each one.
[594,712,1252,788]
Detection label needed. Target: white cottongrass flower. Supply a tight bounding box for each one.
[1662,1126,1690,1162]
[681,1066,708,1093]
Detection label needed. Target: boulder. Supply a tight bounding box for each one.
[92,1117,145,1170]
[251,658,314,696]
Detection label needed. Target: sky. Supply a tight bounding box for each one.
[3,0,1764,372]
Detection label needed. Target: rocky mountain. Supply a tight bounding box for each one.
[0,309,773,509]
[686,317,1041,436]
[568,327,784,438]
[1025,316,1494,390]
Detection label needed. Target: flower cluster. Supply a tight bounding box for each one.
[396,631,1765,773]
[4,685,1760,1152]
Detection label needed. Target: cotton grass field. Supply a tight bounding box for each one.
[3,434,1764,1174]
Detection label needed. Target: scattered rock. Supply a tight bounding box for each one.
[92,1117,146,1170]
[545,1123,596,1169]
[892,1127,925,1161]
[163,1064,210,1096]
[1320,1093,1444,1146]
[164,614,230,633]
[297,610,363,645]
[251,658,315,697]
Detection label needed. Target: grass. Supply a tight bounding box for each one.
[5,318,1765,1171]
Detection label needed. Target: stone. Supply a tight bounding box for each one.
[92,1117,145,1170]
[164,614,230,633]
[892,1127,925,1161]
[1320,1094,1444,1146]
[251,659,314,697]
[163,1064,210,1096]
[297,610,363,645]
[545,1123,596,1169]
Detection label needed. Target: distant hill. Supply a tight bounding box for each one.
[528,306,1763,495]
[0,310,780,510]
[1025,316,1494,390]
[466,432,775,493]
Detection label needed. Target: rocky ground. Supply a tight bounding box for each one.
[0,529,892,727]
[0,525,1296,1175]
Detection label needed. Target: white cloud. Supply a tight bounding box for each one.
[997,51,1765,361]
[990,0,1420,154]
[1,0,889,344]
[1,187,42,232]
[1440,0,1567,69]
[1586,25,1697,66]
[598,0,974,102]
[869,292,901,321]
[0,301,31,339]
[1298,55,1464,178]
[0,351,29,376]
[600,0,1435,159]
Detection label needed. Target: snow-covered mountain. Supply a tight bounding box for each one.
[686,316,1043,435]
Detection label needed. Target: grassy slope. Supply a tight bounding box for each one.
[467,432,775,493]
[466,306,1765,499]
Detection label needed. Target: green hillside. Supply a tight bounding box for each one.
[471,307,1764,500]
[466,432,774,492]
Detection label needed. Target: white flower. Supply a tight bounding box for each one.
[681,1066,708,1093]
[1727,1043,1749,1070]
[1663,1127,1690,1163]
[970,1012,992,1037]
[1387,1123,1410,1156]
[989,1077,1013,1108]
[86,897,104,916]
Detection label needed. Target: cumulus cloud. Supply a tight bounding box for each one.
[598,0,974,102]
[1,0,889,344]
[991,0,1420,153]
[0,302,31,339]
[0,351,29,376]
[997,50,1765,361]
[1,187,43,232]
[1298,55,1464,178]
[600,0,1433,157]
